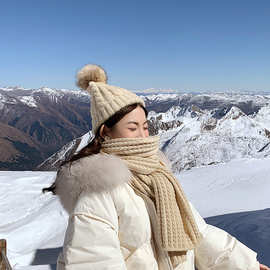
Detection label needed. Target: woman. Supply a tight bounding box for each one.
[43,64,268,270]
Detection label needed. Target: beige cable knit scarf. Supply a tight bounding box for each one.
[101,135,203,268]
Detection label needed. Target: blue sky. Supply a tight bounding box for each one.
[1,0,269,92]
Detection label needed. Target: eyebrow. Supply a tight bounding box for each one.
[126,121,148,125]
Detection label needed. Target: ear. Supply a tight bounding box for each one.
[99,124,111,139]
[99,124,106,139]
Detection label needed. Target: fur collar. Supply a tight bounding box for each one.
[55,150,171,213]
[55,153,132,213]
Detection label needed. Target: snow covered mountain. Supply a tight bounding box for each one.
[1,86,270,170]
[40,102,270,173]
[161,105,270,172]
[37,131,93,171]
[253,105,270,130]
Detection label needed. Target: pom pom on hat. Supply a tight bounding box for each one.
[76,64,107,90]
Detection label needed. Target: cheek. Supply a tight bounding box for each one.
[121,128,143,138]
[111,128,134,138]
[123,130,137,138]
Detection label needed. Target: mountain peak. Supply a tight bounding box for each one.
[224,106,246,120]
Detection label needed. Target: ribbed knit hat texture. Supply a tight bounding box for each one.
[76,64,145,135]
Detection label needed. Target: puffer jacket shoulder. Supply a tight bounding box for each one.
[55,152,133,214]
[55,150,170,214]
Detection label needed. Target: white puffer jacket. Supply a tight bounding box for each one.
[55,152,260,270]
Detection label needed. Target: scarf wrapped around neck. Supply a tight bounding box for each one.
[101,135,203,268]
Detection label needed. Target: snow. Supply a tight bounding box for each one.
[135,88,177,94]
[176,157,270,218]
[74,131,93,154]
[159,105,270,171]
[189,92,269,105]
[0,93,17,105]
[153,106,182,122]
[254,105,270,130]
[17,96,37,108]
[142,93,179,102]
[141,91,270,107]
[0,87,31,91]
[35,87,60,95]
[215,106,267,138]
[38,131,94,169]
[0,171,68,268]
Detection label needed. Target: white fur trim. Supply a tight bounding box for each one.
[55,153,132,213]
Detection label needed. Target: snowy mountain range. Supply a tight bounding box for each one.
[38,100,270,173]
[1,86,270,170]
[160,105,270,172]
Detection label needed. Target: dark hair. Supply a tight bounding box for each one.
[42,103,148,194]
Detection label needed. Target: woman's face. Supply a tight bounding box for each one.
[101,106,149,139]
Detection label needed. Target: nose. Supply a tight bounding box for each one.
[138,127,148,138]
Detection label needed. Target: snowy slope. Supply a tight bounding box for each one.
[177,158,270,217]
[37,131,93,170]
[74,131,93,154]
[161,106,270,172]
[0,86,89,108]
[215,106,268,138]
[0,171,68,268]
[254,105,270,130]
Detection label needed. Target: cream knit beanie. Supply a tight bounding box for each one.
[76,64,145,135]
